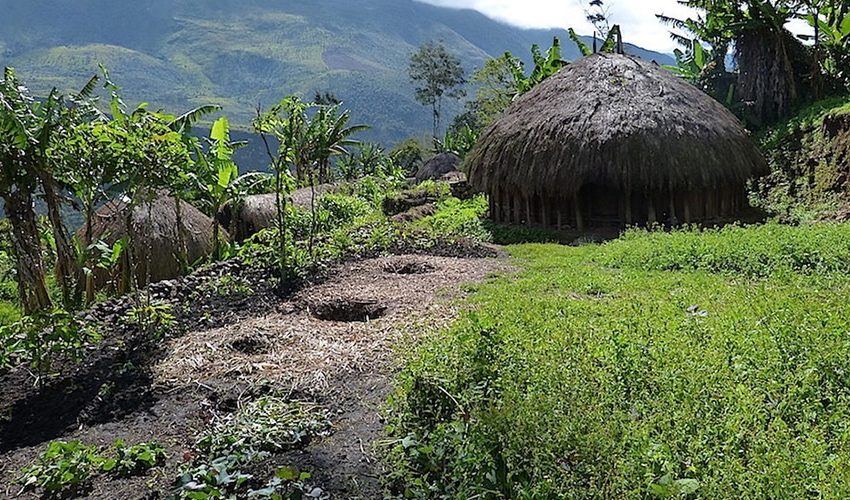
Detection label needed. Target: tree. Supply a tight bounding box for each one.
[53,112,123,304]
[408,41,467,140]
[512,38,569,96]
[584,0,613,40]
[311,104,367,183]
[198,116,267,261]
[800,0,850,93]
[467,53,524,128]
[254,97,305,284]
[96,72,192,290]
[0,68,53,313]
[658,1,809,125]
[164,104,222,269]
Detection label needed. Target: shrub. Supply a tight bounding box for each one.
[414,196,490,242]
[0,309,100,382]
[125,299,175,338]
[19,441,104,495]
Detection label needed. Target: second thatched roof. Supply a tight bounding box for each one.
[467,53,768,196]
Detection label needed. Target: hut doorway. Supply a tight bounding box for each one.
[579,184,623,227]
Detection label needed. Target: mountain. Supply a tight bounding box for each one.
[0,0,674,166]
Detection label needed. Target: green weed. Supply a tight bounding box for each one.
[176,398,330,499]
[388,223,850,498]
[101,440,166,478]
[19,441,104,496]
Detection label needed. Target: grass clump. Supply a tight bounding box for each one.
[387,223,850,498]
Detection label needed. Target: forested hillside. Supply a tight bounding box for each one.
[0,0,672,151]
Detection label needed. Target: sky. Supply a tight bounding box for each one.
[417,0,812,54]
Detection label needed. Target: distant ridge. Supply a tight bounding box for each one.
[0,0,673,151]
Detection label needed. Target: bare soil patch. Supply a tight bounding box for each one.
[0,254,510,498]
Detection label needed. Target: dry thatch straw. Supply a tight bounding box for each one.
[219,184,339,241]
[467,53,768,198]
[80,195,226,287]
[219,193,278,242]
[416,152,461,183]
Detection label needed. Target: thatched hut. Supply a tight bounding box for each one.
[416,153,461,183]
[466,54,768,230]
[219,184,339,241]
[218,193,278,242]
[79,195,226,287]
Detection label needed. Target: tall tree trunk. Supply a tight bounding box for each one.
[39,172,79,308]
[736,28,798,125]
[4,190,52,314]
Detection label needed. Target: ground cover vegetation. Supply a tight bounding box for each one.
[387,223,850,498]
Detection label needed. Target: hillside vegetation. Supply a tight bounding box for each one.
[754,97,850,221]
[0,0,672,151]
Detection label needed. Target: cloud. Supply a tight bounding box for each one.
[416,0,699,53]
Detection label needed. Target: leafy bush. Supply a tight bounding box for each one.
[389,138,425,176]
[318,193,373,229]
[388,224,850,498]
[414,196,490,242]
[101,440,166,477]
[19,441,104,495]
[0,309,100,381]
[125,298,176,338]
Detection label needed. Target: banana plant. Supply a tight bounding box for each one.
[511,37,568,96]
[664,38,711,82]
[433,126,479,159]
[801,2,850,87]
[0,68,58,313]
[200,116,268,260]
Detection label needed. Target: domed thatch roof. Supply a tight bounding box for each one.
[416,153,461,183]
[79,195,226,287]
[218,184,340,241]
[467,53,767,197]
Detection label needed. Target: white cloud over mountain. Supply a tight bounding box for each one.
[416,0,698,53]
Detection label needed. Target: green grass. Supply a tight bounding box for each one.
[0,301,20,325]
[388,223,850,498]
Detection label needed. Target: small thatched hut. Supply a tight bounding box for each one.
[218,193,278,242]
[218,184,339,241]
[416,153,461,183]
[466,53,768,230]
[80,195,225,287]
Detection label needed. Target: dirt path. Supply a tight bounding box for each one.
[0,254,510,498]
